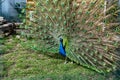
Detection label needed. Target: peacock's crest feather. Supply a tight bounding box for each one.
[26,0,120,73]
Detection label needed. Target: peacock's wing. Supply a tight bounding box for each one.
[66,0,120,73]
[29,0,74,53]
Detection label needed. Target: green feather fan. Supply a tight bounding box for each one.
[26,0,120,73]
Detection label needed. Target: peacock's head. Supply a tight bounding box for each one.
[59,37,68,48]
[60,38,63,43]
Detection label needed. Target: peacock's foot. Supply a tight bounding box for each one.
[64,61,68,64]
[70,61,73,64]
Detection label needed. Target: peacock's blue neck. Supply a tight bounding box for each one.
[59,40,66,57]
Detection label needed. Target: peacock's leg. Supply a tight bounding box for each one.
[64,57,68,64]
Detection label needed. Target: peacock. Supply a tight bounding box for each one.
[26,0,120,73]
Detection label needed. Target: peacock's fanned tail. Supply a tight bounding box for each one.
[28,0,120,73]
[66,0,120,73]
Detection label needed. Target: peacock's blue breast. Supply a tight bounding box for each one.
[59,42,66,57]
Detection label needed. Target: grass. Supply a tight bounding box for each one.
[0,36,119,80]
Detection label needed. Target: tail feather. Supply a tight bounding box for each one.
[26,0,120,73]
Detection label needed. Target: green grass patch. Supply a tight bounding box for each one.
[0,36,119,80]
